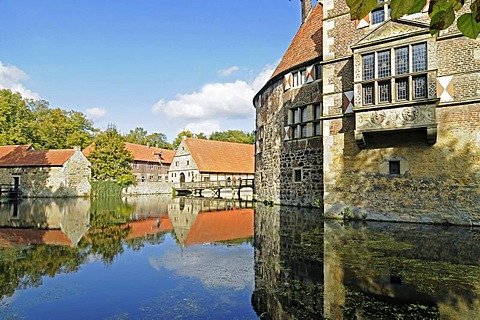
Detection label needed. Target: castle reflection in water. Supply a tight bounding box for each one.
[0,197,479,319]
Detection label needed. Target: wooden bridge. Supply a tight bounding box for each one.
[0,184,21,199]
[175,179,254,198]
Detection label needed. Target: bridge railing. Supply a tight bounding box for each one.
[175,179,254,190]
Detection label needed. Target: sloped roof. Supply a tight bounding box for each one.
[184,138,255,174]
[0,145,32,158]
[125,216,173,240]
[183,209,254,246]
[270,3,323,80]
[0,228,71,247]
[83,142,175,164]
[0,145,75,167]
[125,143,175,164]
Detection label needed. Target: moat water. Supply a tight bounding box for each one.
[0,196,478,319]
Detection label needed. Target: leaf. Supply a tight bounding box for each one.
[429,4,456,34]
[390,0,427,20]
[346,0,377,20]
[457,13,480,38]
[470,0,480,22]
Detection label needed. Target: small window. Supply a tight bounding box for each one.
[187,160,190,165]
[293,72,299,87]
[363,54,375,80]
[389,161,400,175]
[301,125,307,138]
[413,75,427,99]
[314,122,321,136]
[294,169,302,182]
[371,7,385,24]
[291,126,298,139]
[301,107,308,122]
[363,84,374,105]
[396,78,408,100]
[377,50,391,78]
[412,43,427,72]
[176,161,179,166]
[314,104,321,119]
[315,65,322,80]
[300,70,306,85]
[378,81,391,103]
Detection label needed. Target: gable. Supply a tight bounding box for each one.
[352,19,430,49]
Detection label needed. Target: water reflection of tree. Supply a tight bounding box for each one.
[0,245,86,298]
[0,196,170,299]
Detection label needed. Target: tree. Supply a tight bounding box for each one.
[87,125,136,187]
[124,127,172,149]
[209,130,255,144]
[0,89,95,150]
[172,130,195,149]
[29,103,95,150]
[0,89,36,145]
[347,0,480,39]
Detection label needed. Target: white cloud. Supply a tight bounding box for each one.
[85,107,107,120]
[151,63,275,136]
[150,245,254,290]
[218,66,239,77]
[0,61,39,99]
[184,121,221,135]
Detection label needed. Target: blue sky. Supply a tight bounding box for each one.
[0,0,304,142]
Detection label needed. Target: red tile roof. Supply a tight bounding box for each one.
[125,143,175,164]
[185,138,254,174]
[183,209,254,246]
[270,3,323,80]
[125,216,173,239]
[83,142,175,165]
[0,228,71,247]
[0,145,75,167]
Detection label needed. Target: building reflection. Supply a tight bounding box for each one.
[0,198,90,247]
[168,197,254,246]
[253,204,480,319]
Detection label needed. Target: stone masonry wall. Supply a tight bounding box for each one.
[322,0,480,224]
[255,76,323,206]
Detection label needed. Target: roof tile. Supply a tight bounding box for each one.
[185,138,254,174]
[270,3,323,79]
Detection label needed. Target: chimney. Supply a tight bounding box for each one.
[301,0,312,23]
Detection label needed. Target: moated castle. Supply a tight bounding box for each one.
[254,0,480,225]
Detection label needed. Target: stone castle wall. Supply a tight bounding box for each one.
[322,0,480,224]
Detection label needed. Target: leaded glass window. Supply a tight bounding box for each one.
[413,75,427,99]
[371,7,385,24]
[363,54,375,80]
[301,107,308,122]
[378,81,391,103]
[396,78,408,100]
[378,50,391,78]
[412,43,427,72]
[363,84,374,105]
[395,47,409,75]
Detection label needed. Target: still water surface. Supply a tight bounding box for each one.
[0,196,478,319]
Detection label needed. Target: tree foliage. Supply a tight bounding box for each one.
[210,130,255,144]
[172,130,196,149]
[124,127,172,149]
[87,125,136,187]
[347,0,480,39]
[0,89,95,149]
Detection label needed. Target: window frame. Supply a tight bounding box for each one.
[287,103,323,140]
[360,42,428,107]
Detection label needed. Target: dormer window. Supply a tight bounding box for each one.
[360,42,428,106]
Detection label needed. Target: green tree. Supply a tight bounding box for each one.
[29,103,95,150]
[145,132,172,149]
[87,125,136,187]
[0,89,36,145]
[0,89,95,150]
[124,127,172,149]
[347,0,480,39]
[172,130,195,149]
[209,130,255,144]
[124,127,148,145]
